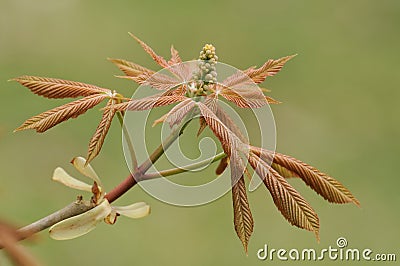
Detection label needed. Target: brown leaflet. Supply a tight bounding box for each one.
[273,152,360,206]
[197,116,207,137]
[222,68,255,88]
[271,163,300,178]
[265,96,281,104]
[248,152,320,239]
[245,55,296,84]
[196,94,218,136]
[231,174,254,254]
[15,94,108,133]
[112,95,188,112]
[107,58,155,78]
[197,102,243,154]
[13,76,110,99]
[216,84,268,108]
[139,71,183,91]
[213,101,249,144]
[216,156,229,175]
[168,45,182,65]
[160,84,187,97]
[86,99,117,164]
[129,33,169,68]
[164,98,196,127]
[221,55,295,88]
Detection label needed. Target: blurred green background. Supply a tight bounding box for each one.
[1,0,399,265]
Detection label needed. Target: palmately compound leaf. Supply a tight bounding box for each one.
[86,99,117,164]
[12,76,110,99]
[248,152,320,240]
[15,94,108,133]
[231,175,254,254]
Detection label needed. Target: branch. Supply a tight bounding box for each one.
[145,151,226,179]
[5,116,194,246]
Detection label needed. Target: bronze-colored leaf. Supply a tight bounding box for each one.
[112,95,188,112]
[248,152,320,239]
[217,84,268,108]
[142,72,183,91]
[271,162,299,178]
[197,102,243,154]
[222,68,254,88]
[216,156,229,175]
[245,55,296,84]
[13,76,110,99]
[86,99,117,164]
[164,98,196,127]
[108,58,155,78]
[265,96,281,104]
[129,33,169,68]
[213,101,248,144]
[168,45,182,65]
[273,152,360,206]
[222,55,295,88]
[15,94,108,132]
[197,116,207,136]
[231,175,254,254]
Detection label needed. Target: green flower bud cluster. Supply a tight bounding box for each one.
[192,44,218,88]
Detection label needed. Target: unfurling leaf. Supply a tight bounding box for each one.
[271,163,299,178]
[108,58,155,78]
[197,102,243,154]
[265,96,281,104]
[164,98,196,127]
[245,55,296,84]
[217,85,268,108]
[197,116,207,136]
[168,45,182,65]
[86,99,117,164]
[112,95,188,112]
[231,175,254,254]
[15,94,108,132]
[12,76,110,99]
[129,33,169,68]
[272,152,360,206]
[248,152,320,240]
[222,55,295,88]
